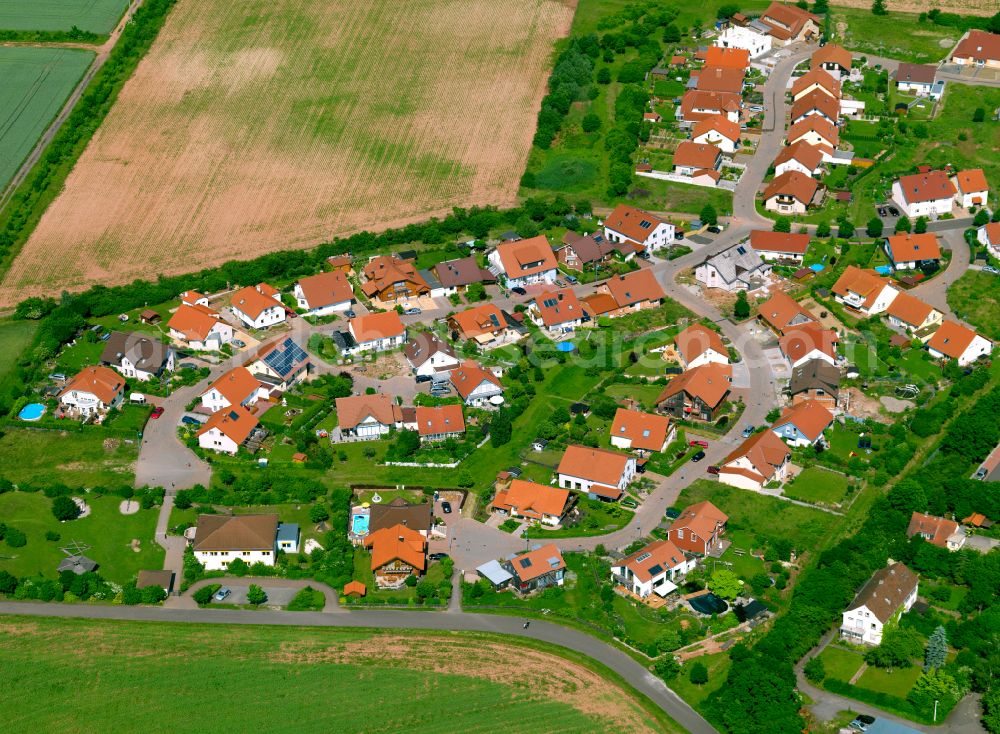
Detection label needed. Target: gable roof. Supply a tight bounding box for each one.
[197,404,259,445]
[721,429,791,482]
[750,230,811,255]
[674,141,723,170]
[704,46,750,70]
[611,408,673,452]
[656,362,732,408]
[811,43,852,71]
[254,337,309,379]
[60,365,124,404]
[791,69,841,99]
[681,90,742,121]
[907,512,961,548]
[231,284,281,320]
[774,141,824,173]
[756,290,816,333]
[491,479,570,519]
[404,331,456,368]
[604,204,667,245]
[789,358,840,397]
[168,303,223,341]
[193,514,278,551]
[335,393,401,429]
[671,500,728,541]
[449,303,511,339]
[369,498,432,535]
[100,332,171,372]
[415,404,465,436]
[603,269,665,307]
[896,63,936,85]
[493,235,558,278]
[764,170,819,206]
[509,543,565,583]
[953,168,989,195]
[760,1,819,40]
[450,360,503,399]
[432,256,496,287]
[558,444,633,487]
[581,292,620,317]
[203,366,261,406]
[775,399,834,442]
[674,323,727,364]
[364,523,426,571]
[787,115,839,147]
[780,322,838,363]
[885,291,938,328]
[845,562,918,623]
[349,311,406,342]
[886,232,941,262]
[953,30,1000,64]
[533,288,584,327]
[696,65,745,94]
[791,89,841,124]
[179,290,207,306]
[980,221,1000,246]
[296,270,354,309]
[618,539,689,583]
[927,320,985,360]
[896,170,956,204]
[692,114,741,143]
[361,255,428,296]
[831,266,895,308]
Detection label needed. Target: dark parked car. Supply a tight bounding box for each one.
[691,450,706,462]
[707,465,720,475]
[415,374,433,383]
[440,501,452,514]
[665,508,681,519]
[344,310,356,319]
[181,415,202,426]
[741,424,755,438]
[849,715,875,732]
[428,552,449,561]
[511,286,527,296]
[707,225,722,234]
[887,206,900,217]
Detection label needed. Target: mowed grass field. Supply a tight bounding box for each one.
[0,46,93,190]
[0,618,677,734]
[0,0,575,303]
[0,318,36,382]
[0,0,127,33]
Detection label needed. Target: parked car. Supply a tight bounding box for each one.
[344,310,356,318]
[415,374,433,383]
[49,373,67,382]
[707,225,722,234]
[181,415,202,426]
[984,265,999,275]
[976,467,988,480]
[565,275,578,284]
[741,425,755,438]
[288,311,298,318]
[511,286,527,295]
[232,339,246,348]
[428,552,449,561]
[691,450,706,462]
[213,586,232,602]
[150,406,165,419]
[638,251,651,260]
[674,231,685,240]
[178,362,197,370]
[849,715,875,732]
[404,307,421,315]
[664,508,681,519]
[707,465,720,475]
[555,279,567,288]
[689,439,709,448]
[440,501,452,514]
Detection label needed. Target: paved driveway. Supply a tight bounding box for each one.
[210,583,299,607]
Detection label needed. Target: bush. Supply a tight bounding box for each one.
[51,495,81,522]
[288,586,325,611]
[193,584,220,606]
[581,113,601,132]
[141,585,167,604]
[246,584,267,606]
[4,528,26,548]
[804,655,826,683]
[689,661,709,685]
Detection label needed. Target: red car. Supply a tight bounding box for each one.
[150,406,165,419]
[707,465,720,475]
[689,439,709,448]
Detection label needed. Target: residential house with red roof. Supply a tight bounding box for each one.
[431,256,496,294]
[951,30,1000,69]
[230,283,285,330]
[749,230,811,263]
[180,290,209,308]
[758,2,820,44]
[672,142,723,179]
[364,524,427,588]
[763,171,819,215]
[667,500,728,556]
[718,429,791,491]
[610,408,676,454]
[774,141,824,179]
[692,115,741,154]
[503,544,566,594]
[771,399,834,447]
[927,320,994,366]
[907,512,966,551]
[488,236,559,288]
[491,480,570,527]
[790,89,840,126]
[952,168,989,209]
[679,90,742,124]
[168,303,233,351]
[450,360,505,407]
[977,221,1000,259]
[200,366,267,413]
[603,204,676,253]
[336,393,407,440]
[59,365,125,418]
[696,66,745,95]
[756,290,816,335]
[447,303,523,347]
[193,514,281,571]
[704,46,750,70]
[348,311,407,354]
[891,170,956,218]
[528,288,586,336]
[674,323,729,369]
[884,232,942,271]
[414,404,465,442]
[779,322,839,369]
[885,291,943,335]
[787,116,839,154]
[811,44,852,78]
[594,269,666,316]
[557,445,636,501]
[791,69,841,102]
[841,562,918,645]
[611,539,696,598]
[293,270,354,316]
[831,266,899,316]
[656,362,732,421]
[360,256,429,301]
[197,404,260,455]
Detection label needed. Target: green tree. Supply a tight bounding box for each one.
[309,504,329,523]
[227,558,249,576]
[773,217,791,233]
[654,655,680,680]
[865,626,924,669]
[709,569,741,600]
[662,25,681,43]
[51,495,81,522]
[192,585,216,605]
[924,625,947,671]
[246,583,267,606]
[804,655,826,683]
[838,217,855,239]
[689,661,709,685]
[816,220,831,238]
[141,585,167,604]
[974,209,990,226]
[4,528,26,548]
[895,215,911,233]
[866,217,884,238]
[871,0,888,16]
[581,113,601,133]
[813,0,829,13]
[914,216,928,234]
[465,282,487,301]
[700,203,718,226]
[734,290,750,319]
[490,409,512,447]
[596,67,611,85]
[392,429,421,459]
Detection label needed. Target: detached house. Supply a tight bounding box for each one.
[667,500,728,556]
[774,142,824,179]
[100,332,174,382]
[790,89,840,126]
[404,332,460,378]
[789,358,840,408]
[791,69,841,102]
[193,514,283,571]
[756,290,816,335]
[431,256,495,294]
[603,204,676,253]
[448,303,523,347]
[977,222,1000,259]
[414,404,465,442]
[779,322,839,368]
[450,360,504,407]
[529,288,586,335]
[692,115,741,153]
[718,429,791,491]
[715,23,772,59]
[841,562,918,645]
[927,320,993,366]
[811,43,852,78]
[231,283,285,330]
[891,170,956,218]
[293,270,354,316]
[749,230,811,263]
[704,46,751,71]
[491,480,570,527]
[763,171,819,215]
[201,367,266,413]
[558,445,636,501]
[488,236,559,288]
[952,168,989,209]
[248,338,310,393]
[360,256,429,302]
[59,365,125,418]
[596,269,666,315]
[611,539,696,598]
[364,524,426,588]
[885,292,943,335]
[896,63,938,97]
[335,393,405,440]
[908,512,966,551]
[758,2,820,45]
[884,232,942,270]
[674,323,729,369]
[695,242,772,292]
[348,311,406,354]
[787,116,839,151]
[504,544,566,594]
[556,231,633,271]
[167,303,233,351]
[950,30,1000,69]
[610,408,676,454]
[180,290,209,308]
[831,266,899,316]
[680,90,742,124]
[695,65,745,95]
[197,404,260,455]
[771,399,834,448]
[656,362,732,421]
[672,142,723,179]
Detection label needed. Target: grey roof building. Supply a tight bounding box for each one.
[789,358,840,399]
[57,555,99,575]
[695,242,772,291]
[432,257,496,289]
[100,331,174,378]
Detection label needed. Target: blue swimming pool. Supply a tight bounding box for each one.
[810,263,825,272]
[18,403,46,421]
[874,265,892,275]
[556,342,575,353]
[351,514,369,535]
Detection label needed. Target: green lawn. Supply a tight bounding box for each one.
[0,47,94,189]
[825,422,870,466]
[818,645,865,683]
[670,651,732,710]
[0,492,162,584]
[856,663,923,697]
[104,404,153,435]
[948,270,1000,340]
[0,427,138,487]
[0,0,128,34]
[832,7,959,63]
[784,466,851,506]
[606,382,665,410]
[0,617,682,733]
[0,318,36,382]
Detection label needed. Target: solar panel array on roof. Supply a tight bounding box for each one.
[639,220,652,228]
[543,298,558,308]
[489,313,500,327]
[519,558,532,569]
[648,564,663,576]
[736,245,747,255]
[264,338,308,377]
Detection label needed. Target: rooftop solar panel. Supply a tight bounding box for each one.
[263,338,308,377]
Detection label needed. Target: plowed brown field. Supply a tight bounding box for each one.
[1,0,574,303]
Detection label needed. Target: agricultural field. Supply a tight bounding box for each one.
[0,46,93,190]
[0,0,575,304]
[0,617,679,733]
[0,0,127,33]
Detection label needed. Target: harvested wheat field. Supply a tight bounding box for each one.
[1,0,575,303]
[832,0,1000,15]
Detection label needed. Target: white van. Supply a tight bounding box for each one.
[129,393,146,405]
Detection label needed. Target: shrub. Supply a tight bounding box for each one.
[51,496,81,522]
[193,584,219,606]
[4,528,26,548]
[804,655,826,683]
[246,584,267,606]
[581,113,601,132]
[689,661,709,685]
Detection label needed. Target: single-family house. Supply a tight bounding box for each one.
[667,500,728,556]
[891,170,956,218]
[364,524,426,588]
[368,498,433,537]
[771,399,834,447]
[414,404,465,442]
[557,444,636,501]
[197,404,260,455]
[596,269,666,314]
[201,366,265,413]
[231,283,285,330]
[841,563,918,645]
[529,288,586,335]
[326,255,354,275]
[556,231,631,271]
[488,236,559,288]
[779,322,839,368]
[431,256,496,294]
[610,408,676,454]
[952,168,989,209]
[718,429,792,491]
[786,116,839,151]
[831,266,900,316]
[293,270,354,315]
[180,290,209,308]
[695,242,772,292]
[950,30,1000,69]
[715,24,772,59]
[756,290,816,334]
[680,90,742,124]
[774,142,824,179]
[100,332,174,382]
[59,365,125,417]
[335,393,405,439]
[491,480,571,527]
[672,141,723,178]
[977,221,1000,259]
[696,66,745,95]
[896,63,937,97]
[348,311,406,354]
[885,232,942,271]
[193,514,282,570]
[885,291,943,334]
[611,539,696,598]
[656,362,732,421]
[791,69,841,102]
[763,171,819,215]
[503,544,566,594]
[674,323,729,369]
[789,358,840,408]
[360,256,430,301]
[704,46,751,70]
[248,337,311,391]
[749,230,811,263]
[811,44,852,78]
[758,2,820,44]
[692,115,741,154]
[908,512,966,551]
[404,332,460,378]
[447,303,522,347]
[926,320,994,366]
[167,303,233,351]
[450,360,504,407]
[603,204,676,252]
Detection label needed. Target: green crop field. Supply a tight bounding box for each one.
[0,617,679,733]
[0,0,127,34]
[0,46,93,190]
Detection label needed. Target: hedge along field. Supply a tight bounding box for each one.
[0,0,127,33]
[0,0,575,304]
[0,618,676,734]
[0,47,93,190]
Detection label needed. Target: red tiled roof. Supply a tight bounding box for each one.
[831,266,894,308]
[779,322,838,363]
[533,288,584,327]
[604,204,666,245]
[775,399,833,442]
[296,271,353,309]
[953,168,989,195]
[494,236,558,278]
[656,362,732,408]
[927,320,985,360]
[896,170,956,204]
[886,291,936,328]
[509,544,565,583]
[791,69,841,99]
[721,429,790,481]
[60,365,124,404]
[953,30,1000,64]
[763,171,819,205]
[704,46,750,70]
[674,323,727,364]
[450,360,503,399]
[886,233,941,263]
[696,65,745,94]
[364,523,426,572]
[491,480,569,519]
[681,90,742,122]
[349,311,406,341]
[670,500,728,542]
[907,512,960,548]
[787,116,839,147]
[197,404,259,445]
[811,44,852,72]
[774,141,824,173]
[749,230,810,255]
[168,303,222,341]
[618,539,689,583]
[692,114,741,143]
[610,408,673,452]
[756,290,816,333]
[791,88,841,122]
[335,393,401,430]
[558,445,633,487]
[673,141,722,170]
[231,284,281,320]
[603,269,665,307]
[203,366,260,407]
[414,404,465,437]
